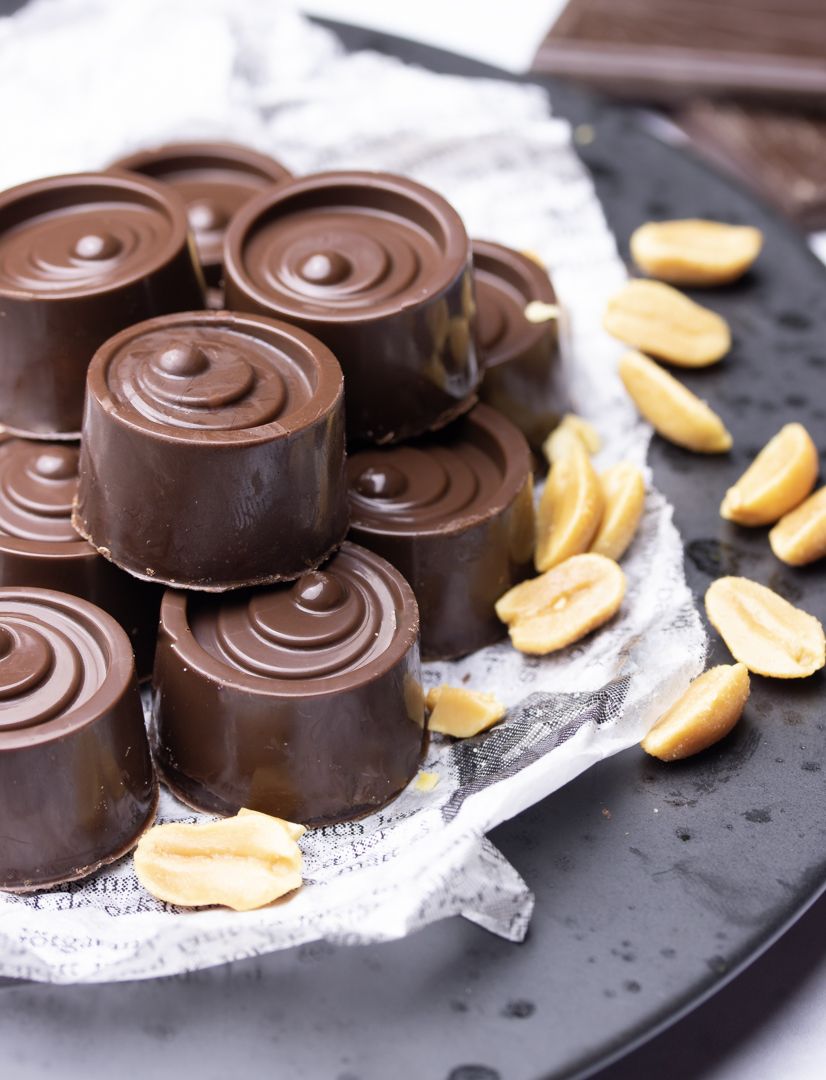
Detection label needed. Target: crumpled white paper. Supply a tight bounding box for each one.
[0,0,707,983]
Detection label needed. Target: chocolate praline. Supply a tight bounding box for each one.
[0,587,157,891]
[473,240,569,455]
[74,310,348,591]
[109,142,292,296]
[152,542,425,825]
[0,172,205,439]
[223,171,480,443]
[0,436,162,678]
[347,404,534,661]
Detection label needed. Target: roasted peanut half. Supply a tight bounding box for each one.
[630,220,763,287]
[705,576,826,678]
[590,462,645,561]
[770,486,826,566]
[134,809,305,911]
[542,413,601,465]
[619,349,732,453]
[535,442,605,572]
[603,279,730,367]
[642,664,750,761]
[496,552,625,655]
[720,423,818,526]
[427,684,507,738]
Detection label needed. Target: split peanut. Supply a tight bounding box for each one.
[641,664,750,761]
[630,220,763,287]
[496,552,625,655]
[770,487,826,566]
[542,413,601,465]
[134,809,305,911]
[603,279,730,366]
[619,349,732,453]
[426,684,507,738]
[720,423,818,526]
[590,462,645,561]
[535,442,604,572]
[705,576,825,678]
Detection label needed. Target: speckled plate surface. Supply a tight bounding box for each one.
[3,21,826,1080]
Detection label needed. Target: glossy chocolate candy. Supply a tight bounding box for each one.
[0,436,162,678]
[347,404,534,661]
[0,588,157,891]
[473,240,570,456]
[74,310,348,591]
[152,542,425,825]
[0,172,205,438]
[109,142,292,296]
[223,171,480,443]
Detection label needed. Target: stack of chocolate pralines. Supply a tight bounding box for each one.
[0,144,568,891]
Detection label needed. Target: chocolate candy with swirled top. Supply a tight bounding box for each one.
[109,142,292,300]
[0,587,157,891]
[74,311,348,591]
[223,171,480,444]
[347,404,534,660]
[0,435,162,677]
[0,172,205,438]
[473,240,570,456]
[152,542,425,824]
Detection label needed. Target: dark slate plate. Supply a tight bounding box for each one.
[3,20,826,1080]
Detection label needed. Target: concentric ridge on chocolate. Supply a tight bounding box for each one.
[473,239,569,454]
[109,142,292,285]
[0,436,162,678]
[0,172,204,437]
[0,588,157,890]
[348,404,534,660]
[75,311,349,590]
[224,171,480,442]
[153,542,426,825]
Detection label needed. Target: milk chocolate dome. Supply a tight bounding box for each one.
[223,171,480,443]
[0,588,157,891]
[74,311,348,591]
[0,436,162,678]
[0,172,204,438]
[152,542,425,825]
[347,404,534,660]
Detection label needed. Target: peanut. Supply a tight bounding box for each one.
[630,220,763,287]
[414,772,439,792]
[542,413,601,465]
[496,552,625,655]
[619,349,732,453]
[524,300,560,324]
[720,423,818,526]
[705,576,825,678]
[133,809,305,911]
[590,462,646,561]
[641,664,750,761]
[535,442,605,572]
[427,684,507,738]
[770,486,826,566]
[603,279,730,367]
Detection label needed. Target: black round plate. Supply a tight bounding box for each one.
[3,21,826,1080]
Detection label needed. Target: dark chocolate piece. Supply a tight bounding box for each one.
[531,0,826,107]
[74,311,348,591]
[0,436,162,678]
[109,142,292,295]
[677,99,826,232]
[0,172,205,439]
[223,171,480,443]
[152,542,425,825]
[0,587,157,891]
[473,240,569,456]
[347,404,534,661]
